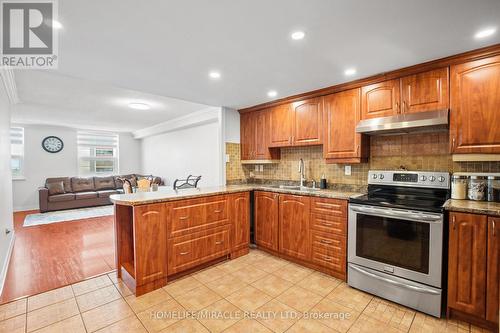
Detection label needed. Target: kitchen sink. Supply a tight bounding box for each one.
[279,185,320,191]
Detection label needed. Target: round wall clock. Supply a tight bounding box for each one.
[42,136,64,153]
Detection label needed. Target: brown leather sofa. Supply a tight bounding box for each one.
[38,174,163,213]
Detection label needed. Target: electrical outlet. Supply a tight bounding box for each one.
[255,165,259,171]
[225,154,230,163]
[259,165,263,172]
[249,171,255,178]
[345,165,352,176]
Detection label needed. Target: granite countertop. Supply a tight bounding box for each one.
[443,199,500,217]
[110,185,365,206]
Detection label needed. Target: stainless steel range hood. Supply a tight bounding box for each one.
[355,109,449,135]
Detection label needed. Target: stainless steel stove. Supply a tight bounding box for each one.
[348,170,450,317]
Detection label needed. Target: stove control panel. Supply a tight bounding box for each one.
[368,170,450,189]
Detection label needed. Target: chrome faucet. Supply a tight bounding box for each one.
[299,158,306,188]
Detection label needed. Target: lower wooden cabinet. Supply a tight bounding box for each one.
[279,194,310,261]
[254,191,279,251]
[448,212,499,327]
[229,192,250,253]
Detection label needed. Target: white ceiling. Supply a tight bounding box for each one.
[11,0,500,130]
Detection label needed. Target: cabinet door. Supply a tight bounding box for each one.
[240,112,255,160]
[292,98,322,146]
[323,88,366,160]
[361,79,401,119]
[254,191,279,251]
[401,68,449,114]
[230,192,250,251]
[450,55,500,153]
[279,194,310,260]
[269,104,293,147]
[134,203,168,286]
[486,217,499,324]
[448,212,487,317]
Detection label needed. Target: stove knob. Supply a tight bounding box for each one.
[372,174,378,179]
[379,174,384,180]
[429,176,436,182]
[438,176,445,182]
[420,175,427,181]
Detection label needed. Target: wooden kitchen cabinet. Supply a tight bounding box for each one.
[450,55,500,154]
[240,110,280,161]
[279,194,310,261]
[269,103,293,147]
[323,88,369,163]
[448,212,487,318]
[401,68,449,114]
[361,79,401,119]
[486,216,499,324]
[229,192,250,254]
[254,191,279,251]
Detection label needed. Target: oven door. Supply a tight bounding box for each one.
[348,204,443,288]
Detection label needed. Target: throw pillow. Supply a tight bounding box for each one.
[47,181,66,195]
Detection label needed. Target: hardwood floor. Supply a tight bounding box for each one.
[0,210,115,304]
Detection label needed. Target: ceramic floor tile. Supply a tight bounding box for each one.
[230,266,268,284]
[409,312,470,333]
[287,318,337,333]
[225,286,272,312]
[163,276,203,298]
[26,298,79,332]
[174,285,221,311]
[275,286,323,312]
[0,298,26,321]
[223,318,273,333]
[251,274,293,297]
[255,299,301,333]
[0,314,26,333]
[158,318,209,333]
[107,272,118,284]
[94,316,147,333]
[27,286,74,312]
[325,283,373,312]
[217,258,249,274]
[310,298,360,333]
[470,325,494,333]
[114,280,133,297]
[81,299,134,333]
[31,315,85,333]
[349,313,406,333]
[197,299,242,333]
[362,297,415,332]
[296,272,342,297]
[192,267,227,284]
[125,288,172,313]
[205,274,248,298]
[76,285,122,312]
[271,263,313,284]
[251,256,288,273]
[71,275,113,297]
[136,298,185,333]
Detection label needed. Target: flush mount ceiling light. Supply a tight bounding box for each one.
[209,71,221,79]
[128,102,151,110]
[52,20,63,29]
[267,90,278,98]
[344,68,357,76]
[475,27,496,39]
[291,31,305,40]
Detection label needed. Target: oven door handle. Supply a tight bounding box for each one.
[350,265,441,295]
[350,205,442,223]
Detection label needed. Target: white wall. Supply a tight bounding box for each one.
[12,124,141,211]
[223,107,240,143]
[0,77,14,294]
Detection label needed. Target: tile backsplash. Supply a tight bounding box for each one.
[226,132,500,186]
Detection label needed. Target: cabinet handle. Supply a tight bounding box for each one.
[180,251,189,255]
[320,239,333,244]
[493,220,496,237]
[402,101,407,113]
[215,240,224,245]
[179,216,189,220]
[322,222,333,227]
[321,255,333,261]
[452,137,456,149]
[356,145,360,155]
[452,216,456,230]
[396,102,400,113]
[214,209,222,213]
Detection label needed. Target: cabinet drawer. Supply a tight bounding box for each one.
[310,231,346,252]
[310,214,346,235]
[310,197,347,217]
[168,226,230,274]
[311,248,345,273]
[168,196,229,238]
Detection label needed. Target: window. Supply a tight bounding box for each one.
[77,131,119,175]
[10,127,24,179]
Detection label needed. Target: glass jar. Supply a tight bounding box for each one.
[487,176,500,202]
[468,176,487,201]
[451,175,468,200]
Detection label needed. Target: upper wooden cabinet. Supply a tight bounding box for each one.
[240,110,280,161]
[450,55,500,154]
[401,68,449,114]
[269,98,322,147]
[254,191,279,251]
[323,88,369,163]
[279,194,310,261]
[361,79,401,119]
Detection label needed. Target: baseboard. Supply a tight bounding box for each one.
[13,205,38,212]
[0,231,15,297]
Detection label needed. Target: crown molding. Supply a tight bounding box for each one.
[0,68,20,105]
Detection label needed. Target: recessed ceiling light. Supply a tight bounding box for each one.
[267,90,278,98]
[344,68,357,76]
[52,20,63,29]
[291,31,305,40]
[209,71,221,79]
[128,102,151,110]
[475,27,496,39]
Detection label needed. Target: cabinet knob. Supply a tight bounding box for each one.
[452,216,456,230]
